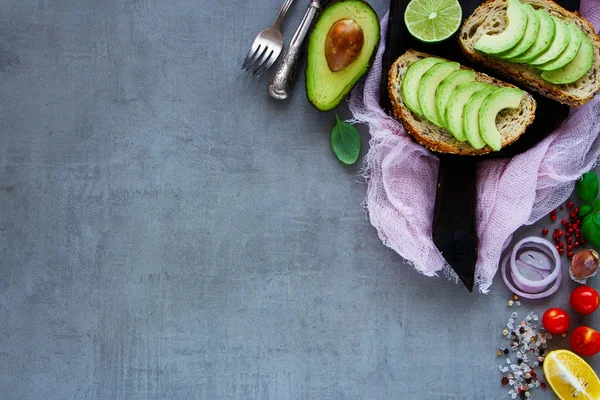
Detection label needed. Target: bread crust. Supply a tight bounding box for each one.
[388,50,536,156]
[458,0,600,107]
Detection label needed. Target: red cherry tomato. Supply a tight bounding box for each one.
[570,286,600,314]
[570,326,600,356]
[542,308,570,334]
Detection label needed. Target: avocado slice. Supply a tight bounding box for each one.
[401,57,445,116]
[418,61,460,127]
[541,34,594,84]
[435,69,476,128]
[537,23,583,71]
[498,4,539,60]
[510,10,555,63]
[474,0,528,55]
[446,82,490,142]
[305,0,380,111]
[463,87,498,150]
[529,17,570,66]
[479,88,524,151]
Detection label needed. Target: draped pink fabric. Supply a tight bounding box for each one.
[349,4,600,292]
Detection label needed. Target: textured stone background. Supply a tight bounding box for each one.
[0,0,598,399]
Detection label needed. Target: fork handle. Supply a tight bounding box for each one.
[269,0,321,100]
[273,0,296,30]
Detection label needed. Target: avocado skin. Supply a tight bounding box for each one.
[305,0,380,112]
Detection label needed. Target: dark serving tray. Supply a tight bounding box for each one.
[379,0,580,291]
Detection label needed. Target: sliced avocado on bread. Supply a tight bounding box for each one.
[542,34,595,85]
[528,16,570,66]
[435,69,476,127]
[474,0,528,54]
[459,0,600,106]
[510,9,555,63]
[537,23,583,72]
[446,82,489,142]
[418,61,460,127]
[464,86,498,150]
[402,57,445,116]
[498,3,539,60]
[479,88,524,151]
[389,50,536,156]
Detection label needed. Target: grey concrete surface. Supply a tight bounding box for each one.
[0,0,598,399]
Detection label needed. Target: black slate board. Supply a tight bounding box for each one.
[379,0,580,291]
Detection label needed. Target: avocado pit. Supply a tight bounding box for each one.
[325,19,364,72]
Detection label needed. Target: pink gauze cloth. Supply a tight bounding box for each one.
[349,2,600,293]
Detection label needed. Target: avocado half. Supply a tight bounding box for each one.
[306,0,380,111]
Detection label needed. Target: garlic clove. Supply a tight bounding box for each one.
[569,249,599,284]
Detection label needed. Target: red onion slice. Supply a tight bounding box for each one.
[518,249,554,271]
[509,237,561,289]
[501,253,562,299]
[510,266,549,294]
[515,259,553,280]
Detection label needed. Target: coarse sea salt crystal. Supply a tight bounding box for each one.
[511,312,518,318]
[507,358,511,364]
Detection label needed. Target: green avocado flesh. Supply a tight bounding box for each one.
[529,17,570,65]
[510,10,555,63]
[538,23,583,72]
[479,88,523,151]
[499,4,539,60]
[474,0,527,54]
[418,62,460,127]
[435,69,476,128]
[305,0,380,111]
[446,82,489,142]
[463,87,498,149]
[541,34,594,84]
[401,57,445,116]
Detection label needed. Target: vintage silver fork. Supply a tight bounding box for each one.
[241,0,295,77]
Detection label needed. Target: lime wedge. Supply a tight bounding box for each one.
[404,0,462,43]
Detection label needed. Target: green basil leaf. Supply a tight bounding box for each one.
[331,114,361,165]
[590,213,600,247]
[580,204,594,217]
[576,171,599,202]
[582,214,595,244]
[593,199,600,212]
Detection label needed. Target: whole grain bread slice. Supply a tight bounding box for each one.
[459,0,600,107]
[388,49,536,156]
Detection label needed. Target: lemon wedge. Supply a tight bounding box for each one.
[543,349,600,400]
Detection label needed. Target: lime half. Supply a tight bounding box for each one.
[404,0,462,43]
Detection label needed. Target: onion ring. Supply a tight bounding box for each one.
[501,252,562,299]
[509,237,561,289]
